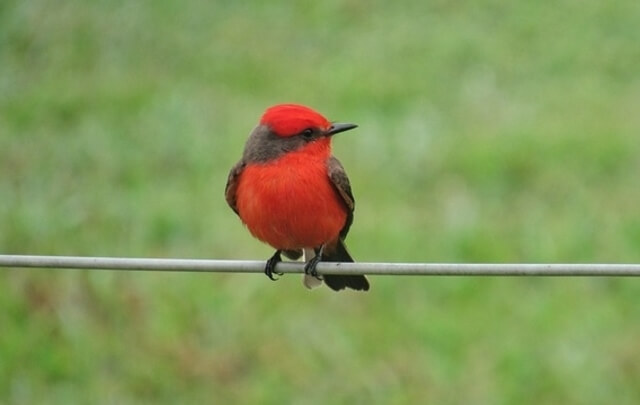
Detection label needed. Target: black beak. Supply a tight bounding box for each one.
[326,122,358,136]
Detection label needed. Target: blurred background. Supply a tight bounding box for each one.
[1,0,640,403]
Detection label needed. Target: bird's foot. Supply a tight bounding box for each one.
[304,245,325,280]
[265,250,283,281]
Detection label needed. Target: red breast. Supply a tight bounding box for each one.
[236,139,347,250]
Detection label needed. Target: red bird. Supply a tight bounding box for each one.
[225,104,369,291]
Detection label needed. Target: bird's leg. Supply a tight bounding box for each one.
[265,250,283,281]
[304,244,325,280]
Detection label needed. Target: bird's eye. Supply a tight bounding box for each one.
[301,128,314,138]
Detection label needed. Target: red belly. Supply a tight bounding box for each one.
[236,155,347,250]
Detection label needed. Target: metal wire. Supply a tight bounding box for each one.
[1,255,640,276]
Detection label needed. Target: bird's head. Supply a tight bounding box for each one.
[242,104,357,163]
[260,104,357,138]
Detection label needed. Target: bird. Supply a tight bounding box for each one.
[225,103,369,291]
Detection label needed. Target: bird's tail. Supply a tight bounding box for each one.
[321,239,370,292]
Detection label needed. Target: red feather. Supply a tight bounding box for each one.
[260,104,331,137]
[235,138,347,250]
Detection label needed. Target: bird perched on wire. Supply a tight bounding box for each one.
[225,104,369,291]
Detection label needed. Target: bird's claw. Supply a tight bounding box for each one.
[304,254,323,281]
[265,250,283,281]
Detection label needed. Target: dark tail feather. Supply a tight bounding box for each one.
[322,240,370,292]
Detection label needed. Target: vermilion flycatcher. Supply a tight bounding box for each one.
[225,104,370,291]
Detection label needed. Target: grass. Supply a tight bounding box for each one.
[2,0,640,403]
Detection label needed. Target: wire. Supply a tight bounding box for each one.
[1,255,640,276]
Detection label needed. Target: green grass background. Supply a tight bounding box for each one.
[2,0,640,403]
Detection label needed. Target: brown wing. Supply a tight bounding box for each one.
[327,156,355,239]
[225,160,246,215]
